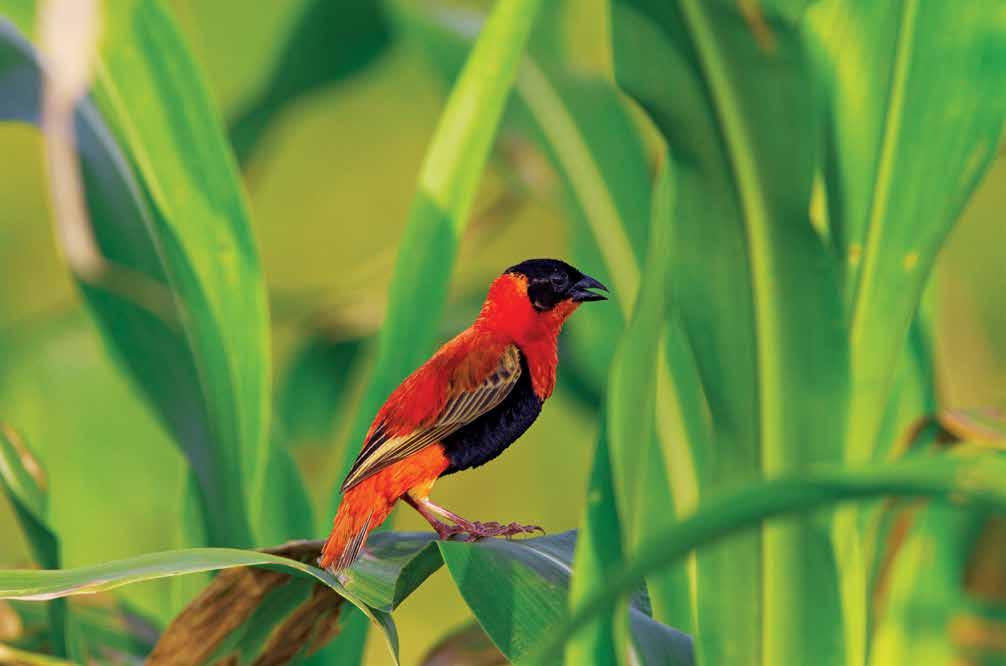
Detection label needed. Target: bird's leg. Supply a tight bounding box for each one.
[410,496,544,542]
[401,493,457,540]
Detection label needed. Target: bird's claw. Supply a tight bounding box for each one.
[440,520,544,542]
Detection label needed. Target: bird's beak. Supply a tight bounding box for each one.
[570,274,608,302]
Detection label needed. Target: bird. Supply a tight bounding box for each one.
[319,258,608,574]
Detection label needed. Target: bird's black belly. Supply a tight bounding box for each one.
[441,352,542,475]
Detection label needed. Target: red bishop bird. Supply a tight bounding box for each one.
[319,258,608,573]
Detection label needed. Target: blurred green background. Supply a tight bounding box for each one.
[0,1,1002,664]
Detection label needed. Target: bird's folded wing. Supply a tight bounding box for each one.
[340,345,522,492]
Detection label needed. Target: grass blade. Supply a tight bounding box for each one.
[0,545,401,663]
[0,4,271,547]
[566,423,621,666]
[0,425,65,656]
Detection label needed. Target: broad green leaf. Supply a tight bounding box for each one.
[806,1,1006,462]
[0,545,401,663]
[228,0,391,164]
[338,532,442,612]
[439,531,693,665]
[612,2,851,663]
[329,0,546,507]
[0,4,273,547]
[530,451,1006,663]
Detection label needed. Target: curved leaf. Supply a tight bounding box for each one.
[439,531,692,665]
[0,425,64,656]
[0,546,401,663]
[529,451,1006,664]
[0,3,276,547]
[807,1,1006,462]
[612,2,851,662]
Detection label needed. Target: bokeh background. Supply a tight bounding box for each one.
[0,1,1002,663]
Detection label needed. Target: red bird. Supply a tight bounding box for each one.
[319,259,607,573]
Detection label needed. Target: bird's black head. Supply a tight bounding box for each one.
[504,258,608,312]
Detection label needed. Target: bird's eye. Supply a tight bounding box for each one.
[550,273,569,291]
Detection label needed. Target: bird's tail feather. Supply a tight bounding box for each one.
[319,482,393,573]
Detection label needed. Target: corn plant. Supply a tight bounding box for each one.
[1,0,1005,665]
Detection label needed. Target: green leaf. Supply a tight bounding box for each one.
[566,423,622,666]
[528,451,1006,664]
[807,1,1006,460]
[337,532,442,612]
[439,531,693,665]
[0,545,401,663]
[605,151,670,532]
[0,425,65,657]
[0,425,49,552]
[0,3,274,547]
[612,2,851,662]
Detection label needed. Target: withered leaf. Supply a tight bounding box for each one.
[149,540,344,666]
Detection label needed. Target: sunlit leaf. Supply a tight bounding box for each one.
[0,545,401,663]
[807,1,1006,463]
[0,3,274,547]
[611,1,851,662]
